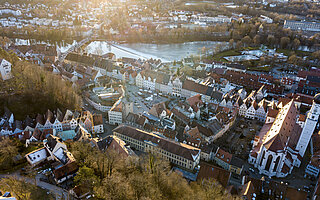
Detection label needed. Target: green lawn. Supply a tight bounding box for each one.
[276,48,311,57]
[212,47,261,62]
[212,49,240,62]
[247,66,271,72]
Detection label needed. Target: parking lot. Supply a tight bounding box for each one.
[126,85,169,113]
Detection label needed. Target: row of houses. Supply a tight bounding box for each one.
[0,108,104,140]
[136,70,225,103]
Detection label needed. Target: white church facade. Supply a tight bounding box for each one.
[248,94,320,178]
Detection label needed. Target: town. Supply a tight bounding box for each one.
[0,0,320,200]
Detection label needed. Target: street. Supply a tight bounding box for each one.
[0,172,70,200]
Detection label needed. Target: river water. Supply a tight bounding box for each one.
[85,41,228,62]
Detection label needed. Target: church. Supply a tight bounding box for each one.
[248,94,320,177]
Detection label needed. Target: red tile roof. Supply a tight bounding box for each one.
[196,162,231,188]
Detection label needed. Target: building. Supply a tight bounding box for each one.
[95,135,137,158]
[92,114,104,134]
[248,95,320,178]
[213,147,244,175]
[113,125,201,171]
[108,99,123,125]
[284,20,320,32]
[296,94,320,156]
[281,77,294,90]
[305,131,320,177]
[25,147,48,167]
[196,162,231,188]
[0,59,12,81]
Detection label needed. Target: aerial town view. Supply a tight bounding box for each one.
[0,0,320,199]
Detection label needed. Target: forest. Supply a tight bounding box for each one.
[0,48,82,119]
[69,142,240,200]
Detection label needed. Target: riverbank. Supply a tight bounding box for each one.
[85,40,229,62]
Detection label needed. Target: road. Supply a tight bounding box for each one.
[0,172,70,200]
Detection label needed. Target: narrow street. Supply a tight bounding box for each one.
[0,172,70,200]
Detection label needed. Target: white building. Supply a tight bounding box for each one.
[248,96,320,178]
[108,99,123,125]
[0,59,12,80]
[296,94,320,156]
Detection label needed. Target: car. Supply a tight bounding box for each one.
[249,168,254,173]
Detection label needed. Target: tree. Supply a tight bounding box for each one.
[253,35,261,46]
[228,39,235,49]
[74,166,98,189]
[215,43,223,54]
[288,54,299,65]
[0,137,18,170]
[68,142,240,200]
[259,57,266,65]
[292,38,300,50]
[280,37,290,49]
[241,36,252,47]
[0,177,32,200]
[267,35,275,47]
[236,41,243,49]
[312,50,320,63]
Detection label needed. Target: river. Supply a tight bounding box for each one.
[85,41,229,62]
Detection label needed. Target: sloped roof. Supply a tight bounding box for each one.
[196,162,231,188]
[53,161,78,180]
[149,102,169,118]
[113,125,200,161]
[93,114,103,126]
[263,101,299,151]
[182,79,208,95]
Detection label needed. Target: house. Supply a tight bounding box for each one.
[25,147,48,167]
[196,162,231,188]
[0,59,12,80]
[92,114,104,134]
[284,20,320,32]
[113,125,201,171]
[200,144,218,162]
[56,130,77,141]
[149,102,172,119]
[44,135,67,161]
[95,135,136,157]
[125,112,148,128]
[52,158,78,184]
[213,147,244,175]
[281,77,294,90]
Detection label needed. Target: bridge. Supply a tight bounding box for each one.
[57,23,104,63]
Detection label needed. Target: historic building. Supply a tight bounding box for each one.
[248,94,320,178]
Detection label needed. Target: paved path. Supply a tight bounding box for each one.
[0,172,70,199]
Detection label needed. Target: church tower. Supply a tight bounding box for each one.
[296,94,320,156]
